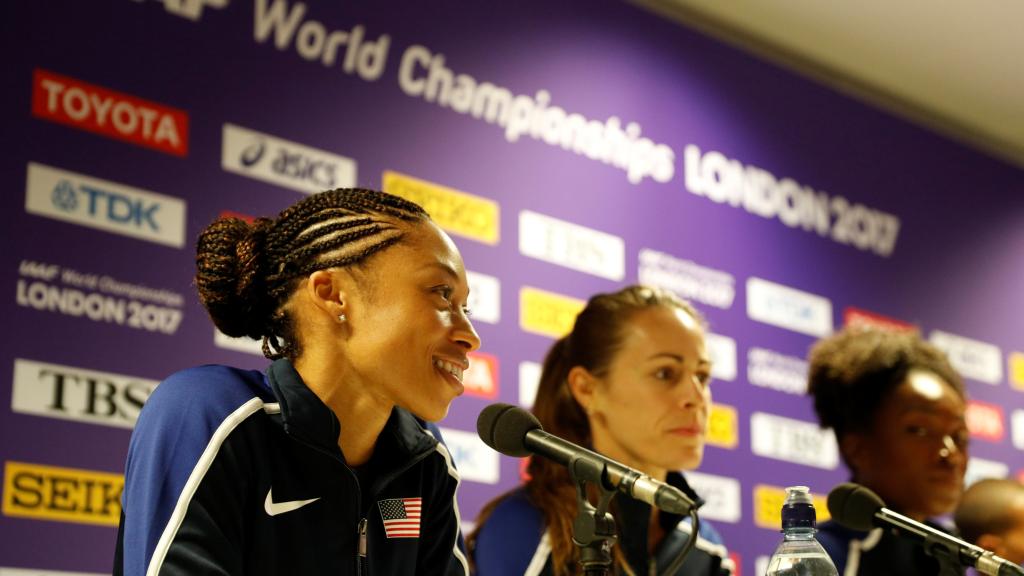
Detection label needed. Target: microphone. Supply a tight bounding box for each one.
[476,403,696,515]
[827,483,1024,576]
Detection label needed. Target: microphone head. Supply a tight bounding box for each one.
[476,403,542,457]
[827,482,886,532]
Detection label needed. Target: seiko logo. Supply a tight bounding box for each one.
[383,171,501,245]
[12,359,158,429]
[32,69,188,156]
[2,461,123,527]
[519,286,585,339]
[26,163,187,247]
[222,123,356,194]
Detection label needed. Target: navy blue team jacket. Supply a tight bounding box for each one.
[114,359,468,575]
[817,519,966,576]
[472,474,734,576]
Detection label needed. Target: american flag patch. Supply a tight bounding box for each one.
[378,497,422,538]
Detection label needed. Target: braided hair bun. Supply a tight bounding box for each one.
[195,216,274,340]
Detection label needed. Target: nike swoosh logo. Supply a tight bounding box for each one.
[264,487,320,516]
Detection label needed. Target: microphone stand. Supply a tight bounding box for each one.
[921,531,968,576]
[569,457,618,576]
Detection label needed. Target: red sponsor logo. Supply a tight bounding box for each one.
[32,69,189,156]
[219,210,256,223]
[519,456,531,482]
[729,552,741,576]
[464,351,499,399]
[966,400,1005,442]
[843,307,915,332]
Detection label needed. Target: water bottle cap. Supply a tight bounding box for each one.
[781,486,816,530]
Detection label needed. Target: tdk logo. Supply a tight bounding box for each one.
[222,123,356,194]
[51,181,78,212]
[26,163,186,248]
[50,181,160,231]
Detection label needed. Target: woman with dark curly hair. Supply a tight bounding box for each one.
[115,188,481,575]
[808,327,968,576]
[469,285,733,576]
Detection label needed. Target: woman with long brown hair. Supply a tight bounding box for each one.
[469,285,733,576]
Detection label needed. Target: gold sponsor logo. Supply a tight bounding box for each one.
[753,484,830,529]
[706,403,738,449]
[2,461,123,526]
[1010,352,1024,390]
[519,287,585,338]
[383,170,499,245]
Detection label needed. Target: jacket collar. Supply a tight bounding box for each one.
[617,471,705,569]
[266,358,438,463]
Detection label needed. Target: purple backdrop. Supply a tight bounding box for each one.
[2,0,1023,574]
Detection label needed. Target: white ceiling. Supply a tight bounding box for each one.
[635,0,1024,168]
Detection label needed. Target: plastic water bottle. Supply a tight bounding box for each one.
[764,486,838,576]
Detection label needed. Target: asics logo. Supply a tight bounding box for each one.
[264,487,320,516]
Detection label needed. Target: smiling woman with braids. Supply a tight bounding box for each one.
[114,189,481,575]
[469,285,733,576]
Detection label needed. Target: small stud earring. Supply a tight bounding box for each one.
[337,314,347,323]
